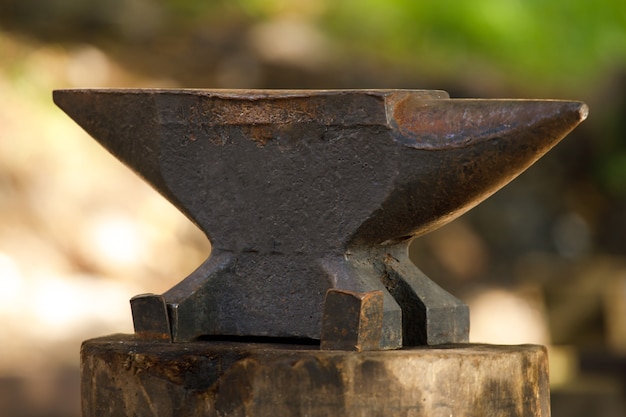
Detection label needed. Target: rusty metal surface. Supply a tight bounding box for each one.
[81,334,550,417]
[130,294,171,340]
[320,289,384,351]
[53,89,588,349]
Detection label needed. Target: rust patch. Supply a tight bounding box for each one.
[242,125,275,147]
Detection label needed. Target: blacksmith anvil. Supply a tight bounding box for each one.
[55,89,587,417]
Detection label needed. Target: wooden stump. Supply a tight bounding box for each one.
[82,335,550,417]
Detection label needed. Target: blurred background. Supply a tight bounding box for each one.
[0,1,625,416]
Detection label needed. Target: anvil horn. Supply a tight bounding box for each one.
[352,98,589,244]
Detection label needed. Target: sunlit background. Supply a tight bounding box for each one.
[0,1,625,416]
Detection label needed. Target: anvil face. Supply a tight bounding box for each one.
[54,89,587,349]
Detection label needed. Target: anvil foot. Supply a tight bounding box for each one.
[319,246,469,348]
[131,246,468,350]
[377,245,470,345]
[130,293,170,340]
[320,289,385,351]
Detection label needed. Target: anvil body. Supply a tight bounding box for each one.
[54,89,587,349]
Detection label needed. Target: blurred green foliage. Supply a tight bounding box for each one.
[234,0,626,92]
[343,1,624,84]
[2,0,625,92]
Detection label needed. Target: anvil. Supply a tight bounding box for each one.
[54,89,587,350]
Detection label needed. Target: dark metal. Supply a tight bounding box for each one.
[53,89,588,349]
[130,294,171,340]
[320,289,384,351]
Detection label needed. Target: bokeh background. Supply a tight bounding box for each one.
[0,1,625,416]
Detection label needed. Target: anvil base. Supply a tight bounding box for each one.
[81,335,549,417]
